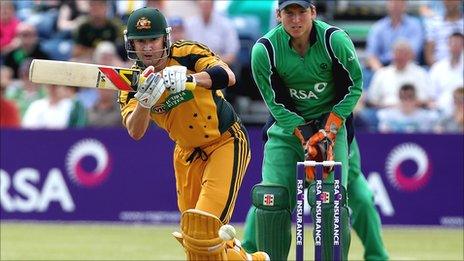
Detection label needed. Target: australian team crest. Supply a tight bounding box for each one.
[136,17,151,30]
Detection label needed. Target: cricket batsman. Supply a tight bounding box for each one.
[241,0,363,260]
[118,7,268,260]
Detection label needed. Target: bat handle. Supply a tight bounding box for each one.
[138,76,196,91]
[185,81,196,91]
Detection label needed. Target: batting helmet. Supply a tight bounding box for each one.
[124,7,172,61]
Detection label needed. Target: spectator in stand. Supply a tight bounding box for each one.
[3,23,50,78]
[367,40,431,109]
[435,87,464,133]
[56,0,89,38]
[145,0,168,12]
[377,84,439,133]
[22,84,73,129]
[365,0,424,72]
[14,1,36,21]
[75,41,127,110]
[184,0,240,66]
[227,0,277,36]
[93,41,126,67]
[0,66,20,128]
[429,32,464,114]
[114,0,146,24]
[0,1,20,58]
[168,16,186,43]
[424,0,463,67]
[87,89,122,128]
[72,0,123,61]
[64,86,87,128]
[358,40,431,131]
[5,59,47,118]
[22,0,61,39]
[162,0,196,20]
[419,1,445,20]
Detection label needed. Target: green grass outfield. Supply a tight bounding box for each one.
[1,222,463,260]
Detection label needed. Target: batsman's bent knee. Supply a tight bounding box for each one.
[180,209,227,260]
[252,184,292,261]
[176,209,269,261]
[225,238,270,261]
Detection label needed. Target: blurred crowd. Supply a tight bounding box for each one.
[0,0,462,134]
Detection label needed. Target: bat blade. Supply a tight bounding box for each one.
[29,59,141,92]
[29,59,196,92]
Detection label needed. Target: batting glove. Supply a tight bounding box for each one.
[135,66,165,109]
[162,65,193,94]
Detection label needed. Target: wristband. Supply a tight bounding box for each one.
[205,66,229,90]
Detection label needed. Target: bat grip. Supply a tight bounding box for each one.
[137,76,196,91]
[185,81,196,90]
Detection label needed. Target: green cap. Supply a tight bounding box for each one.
[126,7,169,40]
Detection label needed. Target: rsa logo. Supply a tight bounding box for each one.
[1,139,112,213]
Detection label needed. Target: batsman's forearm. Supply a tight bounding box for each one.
[193,65,236,89]
[191,72,212,88]
[125,105,151,140]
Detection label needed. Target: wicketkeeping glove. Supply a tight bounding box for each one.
[162,65,195,94]
[135,66,165,109]
[295,112,343,181]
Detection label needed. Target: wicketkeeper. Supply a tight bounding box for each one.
[241,0,363,260]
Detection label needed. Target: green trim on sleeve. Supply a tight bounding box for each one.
[323,28,362,119]
[251,38,304,132]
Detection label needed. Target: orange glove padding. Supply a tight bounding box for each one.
[305,137,333,181]
[294,127,306,146]
[296,112,343,181]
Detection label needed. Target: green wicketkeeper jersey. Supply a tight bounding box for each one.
[251,20,363,132]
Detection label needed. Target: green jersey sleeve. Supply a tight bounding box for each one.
[251,39,305,132]
[327,29,363,119]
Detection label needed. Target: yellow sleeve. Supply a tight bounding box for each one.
[171,41,230,72]
[118,90,138,126]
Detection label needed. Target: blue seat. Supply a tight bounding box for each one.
[26,9,59,39]
[231,16,261,67]
[40,38,73,61]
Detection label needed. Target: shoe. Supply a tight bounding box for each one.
[250,251,270,261]
[226,238,270,261]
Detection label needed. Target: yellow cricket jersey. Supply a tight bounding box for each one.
[118,40,239,148]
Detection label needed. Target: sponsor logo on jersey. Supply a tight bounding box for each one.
[152,104,167,114]
[289,82,328,100]
[151,91,194,114]
[314,82,327,92]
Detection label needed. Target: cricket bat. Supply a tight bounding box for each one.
[29,59,196,92]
